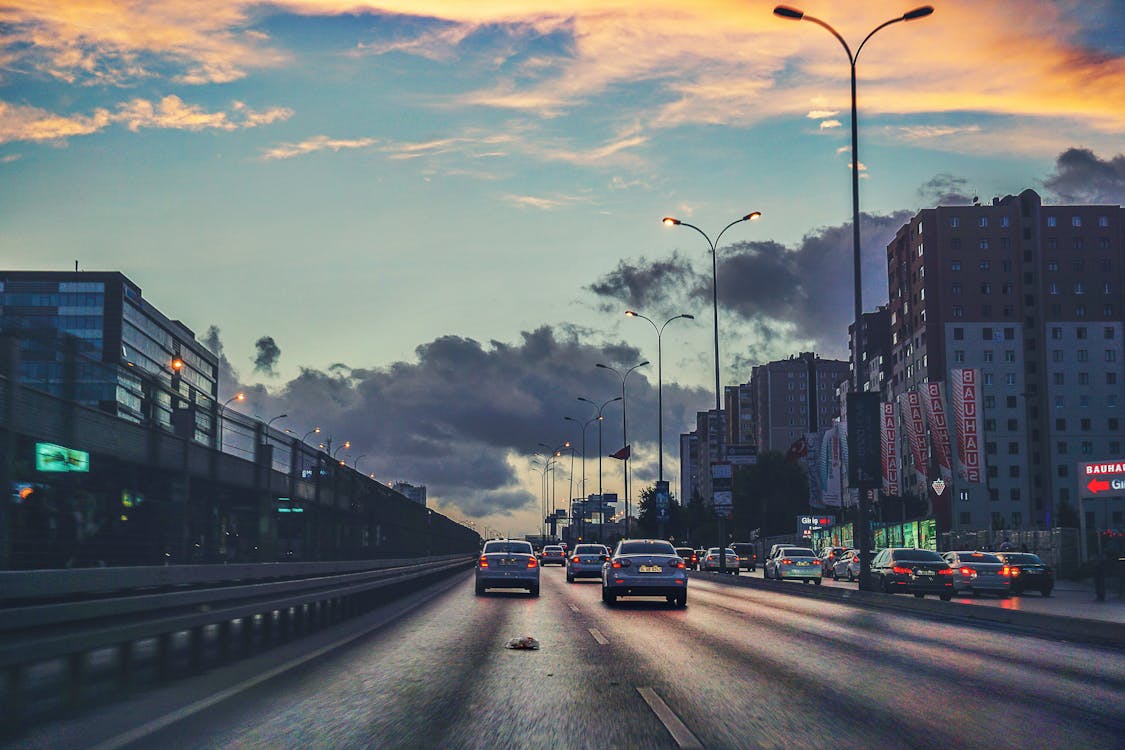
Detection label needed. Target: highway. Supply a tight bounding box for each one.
[12,566,1125,750]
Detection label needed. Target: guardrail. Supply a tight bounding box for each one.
[0,556,474,735]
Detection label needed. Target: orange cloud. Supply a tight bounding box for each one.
[261,135,379,160]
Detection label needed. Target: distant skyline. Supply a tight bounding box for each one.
[3,1,1124,535]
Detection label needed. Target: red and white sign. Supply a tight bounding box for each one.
[899,390,928,483]
[881,401,900,496]
[951,368,983,483]
[924,381,954,482]
[1079,460,1125,498]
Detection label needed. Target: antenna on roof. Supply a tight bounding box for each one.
[75,260,79,272]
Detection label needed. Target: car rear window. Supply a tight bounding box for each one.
[963,552,1001,563]
[891,549,942,562]
[483,541,533,554]
[618,541,676,555]
[1002,553,1042,564]
[785,548,817,557]
[574,545,605,555]
[544,546,563,552]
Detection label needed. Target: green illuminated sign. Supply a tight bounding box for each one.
[35,442,90,473]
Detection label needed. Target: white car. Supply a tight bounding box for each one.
[700,547,740,574]
[764,546,822,584]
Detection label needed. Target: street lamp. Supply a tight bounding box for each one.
[332,440,351,459]
[775,3,933,590]
[265,413,288,435]
[596,361,649,538]
[565,414,600,539]
[625,311,694,482]
[217,392,245,452]
[300,426,321,444]
[353,453,367,470]
[578,396,622,543]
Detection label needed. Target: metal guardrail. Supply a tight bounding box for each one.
[0,556,475,735]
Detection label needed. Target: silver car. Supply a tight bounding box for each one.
[765,546,822,584]
[700,547,741,574]
[942,550,1011,595]
[601,539,688,607]
[476,539,540,596]
[566,543,609,582]
[540,544,567,566]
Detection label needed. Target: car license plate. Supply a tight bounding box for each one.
[639,565,662,573]
[916,569,934,577]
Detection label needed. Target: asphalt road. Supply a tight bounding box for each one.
[15,565,1125,750]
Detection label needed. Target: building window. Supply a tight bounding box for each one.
[1110,394,1119,408]
[985,395,996,408]
[1054,372,1065,385]
[980,239,990,250]
[1075,282,1085,295]
[1075,305,1086,318]
[1058,464,1068,477]
[979,260,991,271]
[1006,373,1017,385]
[1009,465,1020,478]
[952,306,963,318]
[1055,418,1066,430]
[978,216,989,228]
[1101,258,1112,272]
[1002,282,1013,295]
[1004,350,1016,363]
[1052,350,1064,362]
[1072,215,1082,228]
[951,260,962,271]
[1007,418,1018,431]
[1106,283,1114,294]
[1057,442,1068,455]
[986,442,997,455]
[1078,372,1089,385]
[951,216,960,228]
[954,350,965,363]
[1055,395,1065,408]
[953,328,964,340]
[1050,327,1062,340]
[1105,305,1115,317]
[1099,215,1109,227]
[1081,441,1093,455]
[1008,442,1019,455]
[1047,216,1057,227]
[984,373,994,385]
[1109,372,1118,385]
[1107,350,1117,362]
[1080,395,1090,408]
[1047,260,1058,271]
[952,282,962,296]
[1073,238,1085,250]
[960,512,972,525]
[917,244,924,257]
[1081,418,1091,431]
[1077,349,1088,361]
[1048,282,1059,295]
[1112,441,1122,454]
[1047,237,1058,249]
[981,282,992,294]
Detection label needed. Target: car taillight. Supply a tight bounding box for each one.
[612,560,622,568]
[669,559,685,569]
[938,568,954,576]
[781,558,792,565]
[479,556,489,567]
[1010,567,1021,577]
[1000,566,1011,577]
[892,565,913,575]
[960,566,973,576]
[572,556,581,564]
[527,558,538,568]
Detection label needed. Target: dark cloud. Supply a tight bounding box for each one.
[587,212,913,358]
[1043,148,1125,205]
[917,173,974,206]
[225,325,709,521]
[253,336,281,376]
[201,325,240,400]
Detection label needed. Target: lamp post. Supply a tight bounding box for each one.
[332,440,351,460]
[300,426,321,444]
[264,414,288,446]
[596,361,649,538]
[774,3,933,591]
[353,453,367,471]
[578,396,622,543]
[663,213,759,569]
[218,392,245,452]
[625,311,694,482]
[565,414,599,539]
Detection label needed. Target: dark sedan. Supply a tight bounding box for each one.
[993,551,1054,596]
[869,548,954,600]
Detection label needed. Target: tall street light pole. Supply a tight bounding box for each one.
[774,3,933,591]
[664,212,761,570]
[218,392,244,452]
[565,415,599,540]
[596,361,649,539]
[578,396,622,543]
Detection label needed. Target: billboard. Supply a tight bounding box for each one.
[847,392,881,489]
[924,381,954,482]
[951,368,984,483]
[899,391,928,483]
[35,442,90,473]
[711,462,732,518]
[881,401,900,496]
[1079,460,1125,499]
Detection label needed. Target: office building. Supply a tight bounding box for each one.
[749,352,850,453]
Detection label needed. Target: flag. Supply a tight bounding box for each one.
[610,445,631,460]
[785,435,808,462]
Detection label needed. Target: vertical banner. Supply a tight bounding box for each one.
[951,368,984,483]
[847,393,882,489]
[821,427,842,507]
[924,381,954,482]
[899,390,928,483]
[803,432,824,508]
[881,401,900,496]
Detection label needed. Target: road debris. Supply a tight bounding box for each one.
[505,635,540,650]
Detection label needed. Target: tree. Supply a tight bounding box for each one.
[1056,498,1080,528]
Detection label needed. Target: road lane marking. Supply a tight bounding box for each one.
[569,604,581,613]
[637,686,704,750]
[588,628,609,645]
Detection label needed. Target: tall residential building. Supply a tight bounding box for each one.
[884,189,1124,532]
[0,271,219,443]
[724,383,755,446]
[749,352,850,453]
[850,306,893,398]
[392,482,427,507]
[689,409,725,506]
[679,432,698,505]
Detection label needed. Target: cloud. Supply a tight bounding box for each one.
[1042,148,1125,205]
[261,135,378,161]
[253,336,282,376]
[917,173,975,206]
[587,212,914,357]
[218,324,708,523]
[202,325,241,398]
[502,193,584,210]
[819,120,841,129]
[0,97,292,145]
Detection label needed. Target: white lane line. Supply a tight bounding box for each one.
[637,686,704,750]
[588,627,609,645]
[569,604,581,613]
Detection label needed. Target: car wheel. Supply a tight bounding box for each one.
[847,569,855,582]
[676,592,687,608]
[530,586,540,597]
[733,569,739,576]
[940,593,953,601]
[882,576,893,594]
[475,583,485,596]
[813,578,822,586]
[566,573,574,583]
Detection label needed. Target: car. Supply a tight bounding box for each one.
[540,544,567,566]
[475,539,540,596]
[869,548,954,600]
[941,550,1011,596]
[818,546,849,575]
[830,549,864,581]
[700,547,740,574]
[729,543,758,572]
[601,539,687,607]
[764,546,821,583]
[993,551,1054,596]
[674,546,699,570]
[567,543,609,582]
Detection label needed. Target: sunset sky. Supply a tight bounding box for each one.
[3,1,1124,535]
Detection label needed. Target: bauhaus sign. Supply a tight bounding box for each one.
[1079,460,1125,499]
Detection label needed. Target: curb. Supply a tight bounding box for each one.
[690,570,1125,648]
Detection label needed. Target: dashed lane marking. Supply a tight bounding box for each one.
[588,628,609,645]
[637,686,704,750]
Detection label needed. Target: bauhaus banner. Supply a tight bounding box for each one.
[951,368,984,483]
[881,401,900,496]
[899,390,928,483]
[924,381,954,482]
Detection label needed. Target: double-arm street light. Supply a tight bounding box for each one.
[565,414,600,539]
[774,3,934,591]
[595,361,649,538]
[625,311,694,482]
[578,395,622,543]
[331,440,351,459]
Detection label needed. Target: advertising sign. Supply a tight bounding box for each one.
[847,392,882,489]
[798,514,835,539]
[711,462,732,518]
[881,402,900,496]
[1079,460,1125,499]
[821,427,842,507]
[35,442,90,473]
[654,480,670,520]
[899,391,928,483]
[726,444,758,466]
[924,381,954,481]
[951,368,983,483]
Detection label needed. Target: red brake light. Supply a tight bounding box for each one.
[572,556,580,564]
[527,558,538,568]
[938,568,954,576]
[781,558,792,565]
[892,565,913,575]
[1000,566,1011,577]
[669,559,685,569]
[1010,567,1021,577]
[479,556,489,568]
[960,566,973,576]
[612,560,622,568]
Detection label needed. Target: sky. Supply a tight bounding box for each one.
[3,1,1125,537]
